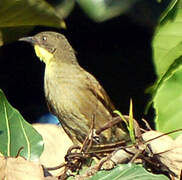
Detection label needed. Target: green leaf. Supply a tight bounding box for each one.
[113,110,128,126]
[159,0,178,21]
[146,0,182,112]
[0,89,44,160]
[77,0,139,22]
[129,99,135,143]
[0,0,75,45]
[154,65,182,138]
[146,0,182,138]
[152,0,182,86]
[90,164,169,180]
[50,0,75,19]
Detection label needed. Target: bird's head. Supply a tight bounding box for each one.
[19,31,76,65]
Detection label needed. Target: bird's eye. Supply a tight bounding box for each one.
[42,36,47,41]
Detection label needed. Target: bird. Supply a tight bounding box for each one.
[19,31,129,149]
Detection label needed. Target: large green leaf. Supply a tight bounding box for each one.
[0,0,75,45]
[154,64,182,138]
[146,0,182,114]
[90,164,169,180]
[152,0,182,86]
[0,89,44,161]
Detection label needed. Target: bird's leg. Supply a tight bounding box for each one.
[81,112,98,153]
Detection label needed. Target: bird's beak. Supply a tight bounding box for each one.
[19,36,37,45]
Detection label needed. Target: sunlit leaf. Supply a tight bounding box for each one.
[153,65,182,138]
[129,99,135,143]
[146,0,182,112]
[152,0,182,89]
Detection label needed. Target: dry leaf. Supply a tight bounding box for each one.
[142,130,182,180]
[33,124,73,176]
[0,156,44,180]
[44,176,58,180]
[97,130,182,179]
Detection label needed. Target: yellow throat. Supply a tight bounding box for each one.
[34,45,53,65]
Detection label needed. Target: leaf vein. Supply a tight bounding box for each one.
[19,117,31,160]
[4,102,10,156]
